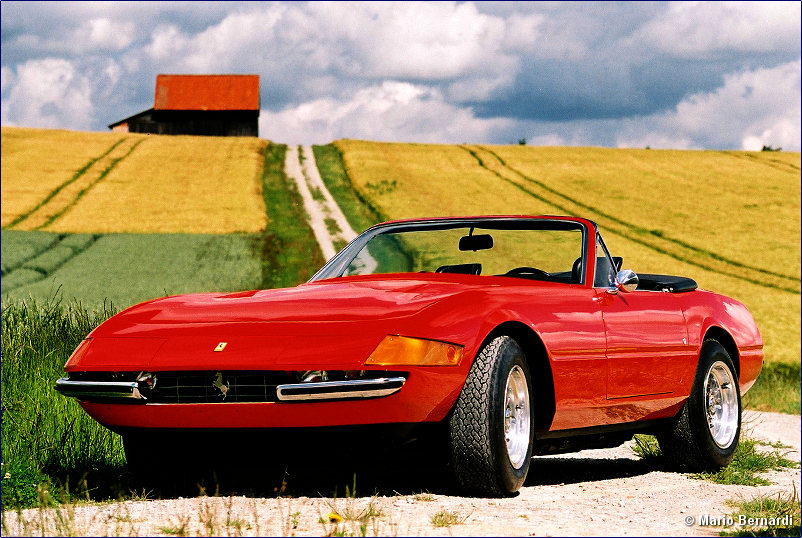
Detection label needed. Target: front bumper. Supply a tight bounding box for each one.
[71,368,465,429]
[55,375,407,402]
[55,378,144,400]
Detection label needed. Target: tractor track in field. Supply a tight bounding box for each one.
[461,145,799,294]
[6,137,146,232]
[5,138,128,230]
[2,410,799,537]
[1,233,102,292]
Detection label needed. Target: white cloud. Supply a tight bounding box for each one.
[633,1,801,57]
[1,58,94,129]
[615,60,801,151]
[83,18,135,51]
[139,2,517,82]
[524,133,568,147]
[325,2,512,79]
[260,81,512,145]
[1,66,15,93]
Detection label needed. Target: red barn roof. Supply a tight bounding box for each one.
[154,74,260,111]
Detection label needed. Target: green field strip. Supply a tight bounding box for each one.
[37,139,146,230]
[5,138,128,230]
[255,144,325,289]
[461,146,799,295]
[472,145,800,288]
[0,232,60,275]
[312,144,392,226]
[312,144,412,273]
[2,232,262,308]
[2,233,101,293]
[2,268,49,292]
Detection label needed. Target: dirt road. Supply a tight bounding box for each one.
[284,144,376,272]
[4,410,798,536]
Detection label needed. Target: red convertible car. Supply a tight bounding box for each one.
[56,216,762,495]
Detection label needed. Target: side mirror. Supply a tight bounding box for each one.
[608,269,639,294]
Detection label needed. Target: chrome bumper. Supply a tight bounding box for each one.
[55,375,406,403]
[55,378,144,400]
[276,377,406,401]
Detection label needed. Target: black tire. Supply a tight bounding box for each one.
[657,339,741,471]
[449,335,534,496]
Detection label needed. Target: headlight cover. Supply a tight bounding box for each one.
[365,335,463,366]
[64,338,93,369]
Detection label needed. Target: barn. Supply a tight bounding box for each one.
[108,74,260,137]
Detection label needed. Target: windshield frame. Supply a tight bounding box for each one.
[309,216,591,284]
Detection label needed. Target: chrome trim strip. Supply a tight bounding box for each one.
[276,377,406,401]
[54,378,144,400]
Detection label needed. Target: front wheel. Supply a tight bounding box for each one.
[657,339,741,470]
[449,336,534,496]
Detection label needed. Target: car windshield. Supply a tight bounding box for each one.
[312,220,586,283]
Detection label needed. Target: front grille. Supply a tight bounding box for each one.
[145,371,294,403]
[63,370,407,404]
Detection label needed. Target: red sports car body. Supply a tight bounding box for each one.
[57,216,763,495]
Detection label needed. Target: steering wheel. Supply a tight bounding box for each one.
[504,266,551,278]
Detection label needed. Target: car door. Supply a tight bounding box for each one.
[594,235,691,399]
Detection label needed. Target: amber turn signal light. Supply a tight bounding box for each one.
[365,335,463,366]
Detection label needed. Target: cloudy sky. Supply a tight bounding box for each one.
[2,1,800,150]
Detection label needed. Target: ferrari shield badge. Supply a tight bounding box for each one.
[214,342,227,352]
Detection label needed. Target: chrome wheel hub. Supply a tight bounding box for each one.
[703,361,738,448]
[503,365,531,469]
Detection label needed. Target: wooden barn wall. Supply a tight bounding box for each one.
[127,111,258,137]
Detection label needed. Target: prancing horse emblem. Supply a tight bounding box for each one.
[214,342,227,352]
[212,372,229,399]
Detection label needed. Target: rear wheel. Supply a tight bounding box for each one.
[657,339,741,470]
[449,336,534,496]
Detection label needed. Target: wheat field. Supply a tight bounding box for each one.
[1,127,267,234]
[1,127,128,228]
[335,139,801,364]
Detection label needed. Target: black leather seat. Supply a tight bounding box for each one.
[435,263,482,275]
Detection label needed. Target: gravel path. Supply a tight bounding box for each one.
[4,411,799,536]
[285,145,376,272]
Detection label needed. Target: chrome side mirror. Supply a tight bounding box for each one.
[608,269,639,294]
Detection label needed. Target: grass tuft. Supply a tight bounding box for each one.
[692,438,798,486]
[631,434,662,460]
[720,489,801,537]
[431,509,467,527]
[630,435,798,486]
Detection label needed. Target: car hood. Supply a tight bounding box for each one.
[73,275,500,371]
[92,275,495,333]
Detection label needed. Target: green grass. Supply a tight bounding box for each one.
[631,436,798,486]
[631,434,663,460]
[257,143,325,289]
[0,230,59,274]
[692,438,798,486]
[1,299,124,509]
[312,144,383,231]
[720,491,801,537]
[312,143,411,274]
[743,362,801,414]
[2,230,262,309]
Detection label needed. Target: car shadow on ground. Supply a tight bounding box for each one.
[121,443,666,500]
[524,456,657,487]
